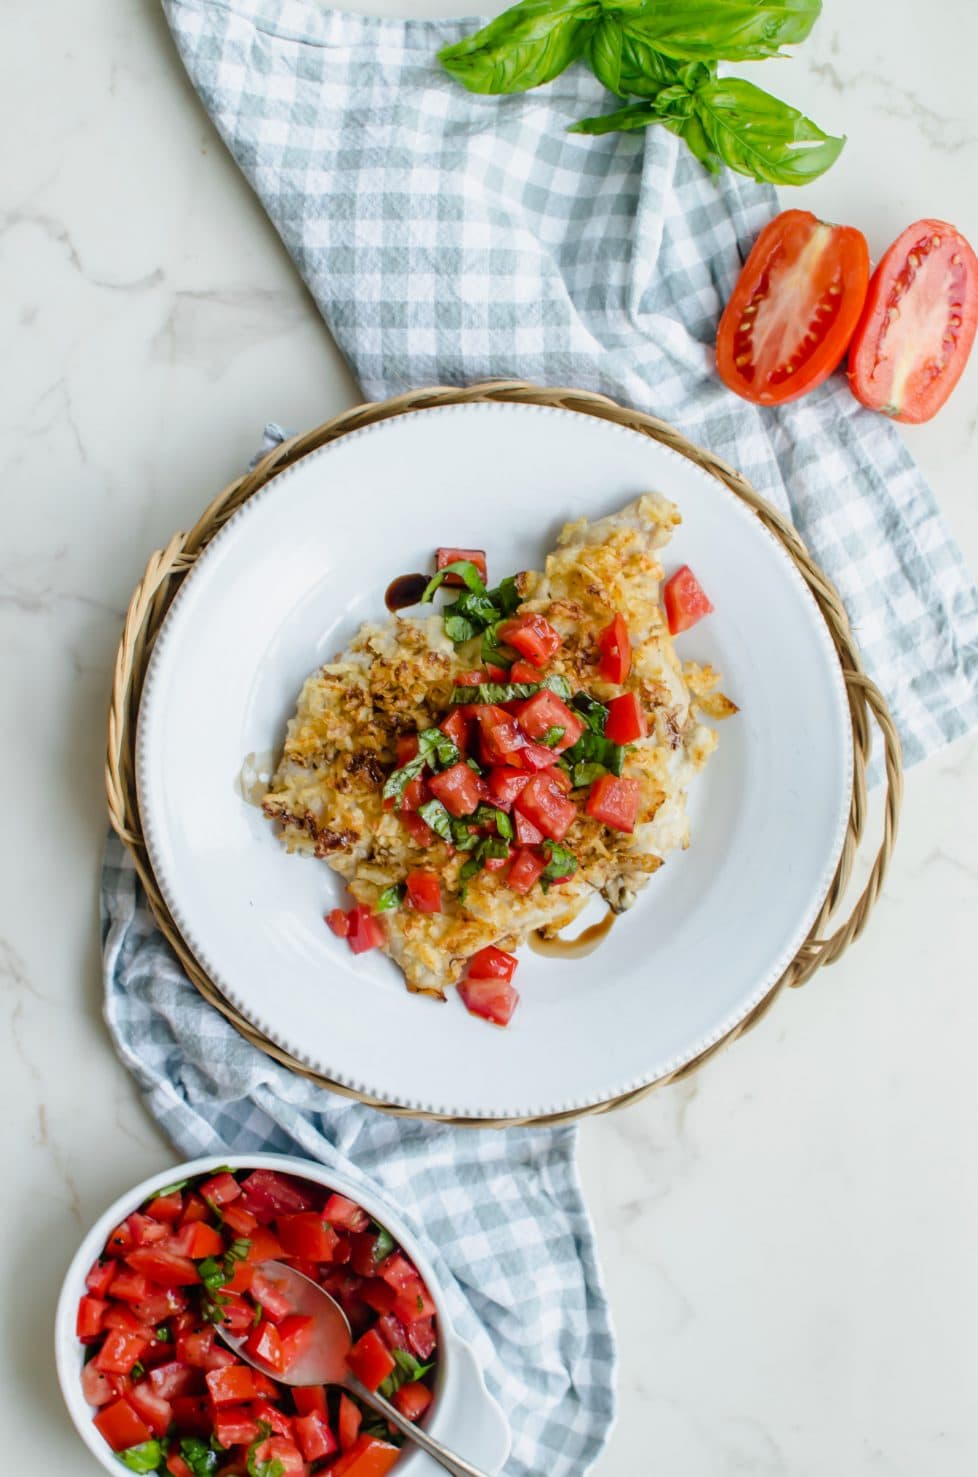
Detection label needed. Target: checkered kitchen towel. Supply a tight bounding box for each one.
[104,0,978,1470]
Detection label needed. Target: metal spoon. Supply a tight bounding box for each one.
[216,1260,488,1477]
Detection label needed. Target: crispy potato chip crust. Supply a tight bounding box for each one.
[264,496,732,994]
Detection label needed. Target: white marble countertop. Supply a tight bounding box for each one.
[3,1,977,1472]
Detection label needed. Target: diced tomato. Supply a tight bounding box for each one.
[198,1171,241,1207]
[246,1319,285,1374]
[605,691,647,743]
[222,1201,259,1237]
[394,1381,433,1421]
[514,773,577,842]
[399,810,434,846]
[469,945,520,982]
[129,1287,187,1326]
[278,1313,314,1369]
[148,1361,200,1400]
[439,706,473,757]
[517,740,560,771]
[322,1192,369,1233]
[294,1384,328,1417]
[586,774,641,832]
[250,1398,294,1438]
[406,1315,437,1361]
[219,1292,254,1337]
[102,1304,152,1337]
[435,547,488,585]
[484,849,511,872]
[377,1253,416,1292]
[405,868,441,912]
[327,908,351,937]
[76,1296,108,1343]
[498,613,561,668]
[514,689,583,753]
[128,1380,172,1437]
[86,1259,117,1299]
[360,1277,398,1314]
[224,1258,255,1295]
[93,1397,153,1452]
[127,1212,169,1247]
[166,1452,194,1477]
[176,1327,215,1368]
[349,1232,387,1278]
[240,1170,316,1220]
[144,1192,184,1225]
[205,1365,259,1406]
[277,1212,338,1263]
[513,810,544,847]
[459,975,520,1027]
[212,1405,261,1447]
[597,612,631,683]
[108,1268,152,1304]
[663,566,713,635]
[391,1276,437,1325]
[473,705,527,766]
[338,1392,362,1452]
[395,774,426,814]
[395,733,419,766]
[295,1409,339,1461]
[125,1248,200,1288]
[94,1329,150,1375]
[427,761,482,818]
[81,1361,119,1407]
[250,1437,305,1477]
[509,841,547,888]
[248,1267,294,1323]
[509,660,539,682]
[347,1327,396,1391]
[458,669,487,685]
[170,1220,225,1260]
[105,1221,135,1257]
[486,766,530,809]
[346,904,386,955]
[332,1435,401,1477]
[179,1194,210,1227]
[169,1394,212,1435]
[244,1226,286,1262]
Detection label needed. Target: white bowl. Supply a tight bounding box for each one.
[55,1152,510,1476]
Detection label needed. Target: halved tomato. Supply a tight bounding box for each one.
[717,209,870,405]
[848,218,978,423]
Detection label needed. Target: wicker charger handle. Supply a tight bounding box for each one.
[105,382,903,1127]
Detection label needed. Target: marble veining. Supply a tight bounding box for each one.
[2,0,977,1472]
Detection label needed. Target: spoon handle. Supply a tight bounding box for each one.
[344,1376,490,1477]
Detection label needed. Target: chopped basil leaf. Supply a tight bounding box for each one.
[457,833,510,898]
[129,1360,146,1381]
[540,840,578,893]
[443,610,481,643]
[152,1178,189,1197]
[118,1441,164,1474]
[378,1347,435,1399]
[480,619,513,666]
[541,673,572,700]
[252,1301,263,1326]
[450,819,482,850]
[569,761,608,788]
[450,681,539,705]
[466,757,484,774]
[246,1424,283,1477]
[571,691,610,733]
[417,799,453,842]
[471,804,513,840]
[421,560,487,603]
[453,589,499,625]
[562,729,625,776]
[488,575,522,616]
[541,726,565,747]
[373,1226,396,1262]
[383,728,460,807]
[180,1439,219,1477]
[376,883,406,911]
[154,1325,172,1342]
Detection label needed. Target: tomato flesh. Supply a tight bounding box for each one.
[427,761,483,817]
[717,209,870,405]
[93,1398,153,1452]
[605,692,647,744]
[323,1193,370,1233]
[394,1381,433,1421]
[467,944,519,982]
[347,1327,396,1391]
[507,846,546,893]
[514,690,584,753]
[586,774,641,833]
[474,704,527,766]
[332,1434,401,1477]
[346,904,385,955]
[497,613,561,667]
[663,566,713,635]
[459,976,520,1026]
[597,613,631,683]
[514,773,577,842]
[848,218,978,423]
[405,868,442,912]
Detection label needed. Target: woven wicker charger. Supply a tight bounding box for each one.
[106,381,902,1127]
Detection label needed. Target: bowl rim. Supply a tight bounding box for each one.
[54,1152,497,1477]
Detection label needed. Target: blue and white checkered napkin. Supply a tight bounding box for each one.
[104,0,978,1468]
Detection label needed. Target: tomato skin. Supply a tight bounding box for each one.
[205,1364,260,1406]
[86,1259,117,1299]
[498,613,561,667]
[436,547,487,585]
[212,1405,260,1448]
[847,218,978,423]
[277,1211,339,1262]
[597,613,631,683]
[717,209,870,406]
[331,1434,402,1477]
[76,1295,108,1343]
[198,1171,241,1207]
[294,1384,328,1417]
[144,1192,184,1225]
[81,1361,120,1407]
[604,692,646,744]
[347,1327,396,1391]
[394,1381,433,1421]
[323,1193,370,1233]
[427,760,483,817]
[405,868,442,912]
[296,1409,339,1461]
[249,1267,295,1322]
[338,1391,362,1451]
[467,945,519,981]
[240,1170,316,1219]
[586,775,641,833]
[507,846,546,893]
[513,810,544,847]
[517,739,562,772]
[514,773,577,842]
[664,566,714,635]
[245,1319,286,1374]
[127,1379,172,1437]
[474,704,527,766]
[94,1329,151,1375]
[514,690,584,752]
[169,1220,224,1260]
[439,705,472,755]
[125,1248,200,1288]
[459,976,520,1027]
[487,765,530,808]
[93,1397,153,1452]
[278,1313,315,1368]
[346,904,385,955]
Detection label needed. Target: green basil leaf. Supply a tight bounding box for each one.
[376,883,407,911]
[571,692,609,733]
[417,799,454,842]
[154,1324,172,1342]
[443,610,481,644]
[570,101,664,135]
[692,77,843,185]
[151,1178,189,1197]
[225,1238,251,1265]
[488,575,523,616]
[439,0,600,95]
[541,673,573,700]
[453,590,499,627]
[480,620,514,667]
[472,804,514,840]
[541,726,565,747]
[540,839,579,890]
[421,560,487,602]
[383,729,460,807]
[570,760,609,787]
[129,1360,146,1381]
[373,1227,396,1262]
[588,15,682,98]
[451,820,482,851]
[616,0,821,64]
[450,682,539,705]
[245,1424,283,1477]
[118,1442,164,1474]
[180,1438,220,1477]
[563,729,625,775]
[466,757,484,774]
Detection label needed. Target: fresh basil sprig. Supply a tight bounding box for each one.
[439,0,841,184]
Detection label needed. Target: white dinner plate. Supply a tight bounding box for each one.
[137,403,852,1119]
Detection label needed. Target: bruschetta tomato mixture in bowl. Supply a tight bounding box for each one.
[55,1155,509,1477]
